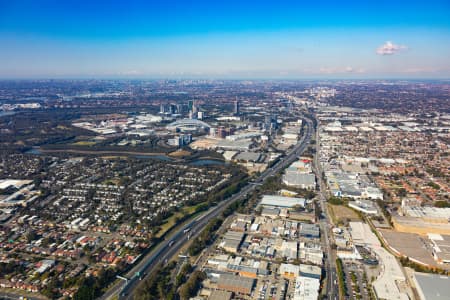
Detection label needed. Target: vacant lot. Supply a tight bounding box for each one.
[328,204,361,224]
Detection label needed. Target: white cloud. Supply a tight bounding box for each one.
[376,41,408,55]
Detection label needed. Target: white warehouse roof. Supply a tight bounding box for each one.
[260,195,306,208]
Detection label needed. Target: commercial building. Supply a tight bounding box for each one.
[234,99,240,115]
[233,152,263,163]
[413,272,450,300]
[225,256,269,278]
[293,276,320,300]
[166,119,210,132]
[279,263,300,279]
[283,172,316,189]
[326,172,383,200]
[279,263,321,280]
[299,264,322,279]
[282,160,316,189]
[219,231,245,253]
[428,234,450,264]
[260,195,306,209]
[299,223,320,238]
[216,139,253,151]
[226,132,262,141]
[393,202,450,235]
[208,290,232,300]
[350,222,409,300]
[348,200,378,215]
[217,273,255,295]
[402,204,450,224]
[168,134,192,147]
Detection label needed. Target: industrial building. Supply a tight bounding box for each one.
[216,139,253,151]
[293,276,320,300]
[260,195,306,209]
[428,234,450,264]
[402,204,450,223]
[282,160,316,189]
[216,273,255,295]
[348,200,378,214]
[299,223,320,238]
[219,231,245,253]
[208,290,232,300]
[283,172,316,189]
[413,272,450,300]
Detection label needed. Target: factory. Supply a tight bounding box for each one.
[259,195,306,209]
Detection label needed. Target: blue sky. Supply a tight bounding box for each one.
[0,0,449,78]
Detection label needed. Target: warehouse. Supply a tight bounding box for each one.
[293,276,320,300]
[428,234,450,264]
[283,172,316,189]
[217,273,255,295]
[299,223,320,238]
[413,272,450,300]
[260,195,306,208]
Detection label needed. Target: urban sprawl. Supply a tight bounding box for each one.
[0,80,449,300]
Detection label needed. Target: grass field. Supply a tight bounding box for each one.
[155,204,203,238]
[72,140,97,146]
[328,204,361,224]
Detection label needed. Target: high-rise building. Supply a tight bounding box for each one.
[170,104,177,114]
[176,104,184,114]
[160,103,170,114]
[234,98,240,115]
[265,114,278,130]
[188,100,194,112]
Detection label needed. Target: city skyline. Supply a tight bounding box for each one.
[1,0,450,79]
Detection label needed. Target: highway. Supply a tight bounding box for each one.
[101,117,314,300]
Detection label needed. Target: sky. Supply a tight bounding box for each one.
[0,0,449,79]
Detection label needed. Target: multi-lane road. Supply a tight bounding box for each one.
[102,117,315,300]
[313,121,338,300]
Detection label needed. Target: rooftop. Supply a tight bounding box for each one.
[260,195,306,208]
[414,272,450,300]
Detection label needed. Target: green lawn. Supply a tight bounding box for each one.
[155,204,203,238]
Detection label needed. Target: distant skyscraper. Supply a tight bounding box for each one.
[160,103,170,114]
[188,100,194,112]
[170,104,177,114]
[176,104,184,114]
[234,97,240,115]
[265,114,278,130]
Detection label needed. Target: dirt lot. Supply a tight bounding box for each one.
[328,204,361,225]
